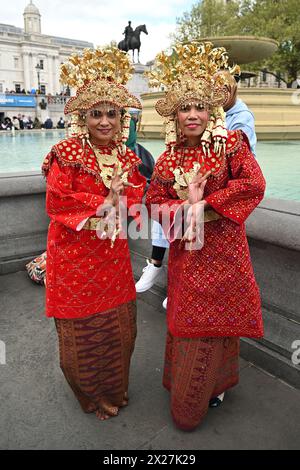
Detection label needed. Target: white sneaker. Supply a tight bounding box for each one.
[162,297,168,309]
[135,259,163,293]
[209,392,225,408]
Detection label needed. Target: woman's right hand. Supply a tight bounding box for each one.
[188,170,211,205]
[105,165,125,207]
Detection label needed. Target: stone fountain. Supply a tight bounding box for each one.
[139,36,300,140]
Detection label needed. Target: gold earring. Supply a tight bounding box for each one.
[121,111,131,154]
[70,114,89,149]
[165,116,177,154]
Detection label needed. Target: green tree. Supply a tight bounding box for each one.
[238,0,300,86]
[173,0,240,42]
[173,0,300,86]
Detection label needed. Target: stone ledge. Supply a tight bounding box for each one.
[246,197,300,251]
[0,254,43,276]
[1,172,299,253]
[0,175,299,389]
[0,171,45,196]
[240,338,300,390]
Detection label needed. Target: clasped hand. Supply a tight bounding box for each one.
[104,164,136,207]
[99,165,125,240]
[183,170,211,243]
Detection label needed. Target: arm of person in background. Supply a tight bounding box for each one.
[134,143,155,188]
[228,110,257,156]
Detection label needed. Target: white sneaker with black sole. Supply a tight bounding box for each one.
[209,392,225,408]
[135,259,163,293]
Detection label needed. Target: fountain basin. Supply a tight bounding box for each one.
[197,36,278,64]
[139,89,300,141]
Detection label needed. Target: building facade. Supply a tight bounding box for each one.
[0,1,93,95]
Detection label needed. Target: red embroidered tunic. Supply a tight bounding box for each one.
[42,137,146,319]
[146,130,266,338]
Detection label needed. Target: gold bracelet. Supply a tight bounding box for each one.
[204,210,221,223]
[83,217,102,230]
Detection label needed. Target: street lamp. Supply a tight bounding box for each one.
[35,63,42,93]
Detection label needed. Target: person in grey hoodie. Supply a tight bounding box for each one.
[222,70,257,155]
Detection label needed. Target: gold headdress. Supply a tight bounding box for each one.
[60,46,141,153]
[147,42,240,156]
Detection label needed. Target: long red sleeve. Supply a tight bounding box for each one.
[205,141,266,224]
[46,159,106,231]
[125,164,147,224]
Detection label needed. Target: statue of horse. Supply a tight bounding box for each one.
[118,24,148,63]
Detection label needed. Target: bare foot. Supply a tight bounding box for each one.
[95,409,110,421]
[95,406,119,421]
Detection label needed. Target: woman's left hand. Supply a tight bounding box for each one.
[183,200,206,242]
[188,170,211,204]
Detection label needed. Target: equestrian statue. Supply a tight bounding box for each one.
[118,21,148,63]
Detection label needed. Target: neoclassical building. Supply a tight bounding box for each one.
[0,1,93,95]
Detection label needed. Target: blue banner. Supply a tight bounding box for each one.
[0,94,36,107]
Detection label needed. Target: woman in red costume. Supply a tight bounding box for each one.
[42,47,146,421]
[146,42,266,430]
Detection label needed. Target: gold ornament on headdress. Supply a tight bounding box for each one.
[60,46,141,114]
[60,46,141,158]
[147,42,240,157]
[60,47,134,88]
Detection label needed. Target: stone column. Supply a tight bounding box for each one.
[53,55,61,94]
[22,52,31,92]
[47,55,53,95]
[31,53,39,90]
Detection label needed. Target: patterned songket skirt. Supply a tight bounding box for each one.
[163,332,240,430]
[54,301,137,418]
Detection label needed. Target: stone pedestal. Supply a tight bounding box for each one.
[126,64,150,103]
[36,96,48,123]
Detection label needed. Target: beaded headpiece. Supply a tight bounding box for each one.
[147,42,240,156]
[60,46,141,153]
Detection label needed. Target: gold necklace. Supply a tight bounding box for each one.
[173,162,203,200]
[92,145,119,166]
[172,147,206,200]
[92,144,130,189]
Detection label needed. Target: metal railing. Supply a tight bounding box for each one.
[47,95,68,105]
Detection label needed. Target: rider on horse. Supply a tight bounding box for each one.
[123,21,134,50]
[119,23,148,63]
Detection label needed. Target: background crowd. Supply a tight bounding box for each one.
[0,115,66,131]
[3,87,71,96]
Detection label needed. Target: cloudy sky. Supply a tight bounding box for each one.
[2,0,196,63]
